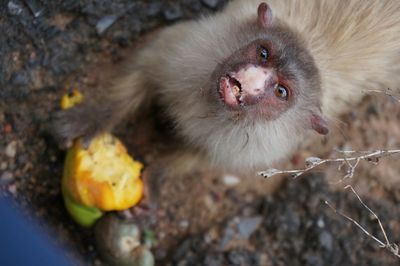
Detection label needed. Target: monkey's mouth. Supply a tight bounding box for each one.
[219,75,243,107]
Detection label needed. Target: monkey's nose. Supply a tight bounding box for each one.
[233,65,277,94]
[231,65,277,105]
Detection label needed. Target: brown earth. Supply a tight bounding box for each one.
[1,1,400,265]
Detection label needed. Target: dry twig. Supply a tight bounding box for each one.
[325,185,400,258]
[366,88,400,102]
[258,149,400,179]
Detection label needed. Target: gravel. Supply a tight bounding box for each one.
[5,141,18,158]
[2,1,399,266]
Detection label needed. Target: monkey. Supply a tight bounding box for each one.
[53,0,400,173]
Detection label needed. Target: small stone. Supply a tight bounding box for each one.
[1,162,7,170]
[1,171,14,184]
[222,174,240,186]
[96,15,119,35]
[237,216,263,239]
[319,230,333,252]
[179,220,189,229]
[163,4,183,21]
[201,0,221,9]
[5,141,18,158]
[11,71,30,86]
[203,255,222,266]
[8,183,17,195]
[8,1,23,15]
[24,0,44,17]
[317,217,325,228]
[304,254,323,266]
[10,71,30,86]
[219,227,235,249]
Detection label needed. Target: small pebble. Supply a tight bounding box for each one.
[237,216,263,239]
[179,220,189,229]
[8,183,17,195]
[96,15,119,35]
[317,217,325,228]
[10,71,30,86]
[201,0,221,9]
[219,227,235,249]
[24,0,44,17]
[319,231,333,252]
[50,155,57,162]
[5,141,18,158]
[164,4,183,21]
[0,162,7,170]
[222,174,240,186]
[8,1,23,15]
[1,171,14,184]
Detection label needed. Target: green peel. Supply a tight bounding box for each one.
[63,190,103,227]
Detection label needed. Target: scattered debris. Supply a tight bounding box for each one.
[24,0,44,18]
[201,0,221,9]
[222,174,240,186]
[0,171,14,185]
[237,216,263,239]
[7,1,23,16]
[96,15,119,35]
[163,4,183,21]
[5,141,18,158]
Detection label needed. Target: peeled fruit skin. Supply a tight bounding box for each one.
[63,134,144,211]
[62,189,103,227]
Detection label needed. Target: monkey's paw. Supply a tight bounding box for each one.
[52,106,100,149]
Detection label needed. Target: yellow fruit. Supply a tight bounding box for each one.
[63,134,144,211]
[60,90,84,109]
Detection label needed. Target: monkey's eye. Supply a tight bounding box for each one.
[258,46,269,62]
[274,84,289,101]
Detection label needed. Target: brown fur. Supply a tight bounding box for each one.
[53,0,400,172]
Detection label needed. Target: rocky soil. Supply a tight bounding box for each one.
[1,1,400,265]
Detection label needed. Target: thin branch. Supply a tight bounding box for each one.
[325,185,400,258]
[258,149,400,179]
[366,88,400,102]
[324,200,385,246]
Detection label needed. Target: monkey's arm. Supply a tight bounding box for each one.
[53,69,150,147]
[52,21,195,147]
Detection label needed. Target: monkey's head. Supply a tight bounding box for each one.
[165,2,328,172]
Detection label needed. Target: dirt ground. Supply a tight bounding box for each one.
[1,1,400,265]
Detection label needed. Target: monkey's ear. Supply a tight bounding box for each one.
[310,114,329,135]
[257,2,273,28]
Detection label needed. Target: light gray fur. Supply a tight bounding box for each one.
[54,0,400,172]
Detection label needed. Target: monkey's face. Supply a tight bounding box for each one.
[207,2,328,135]
[216,39,295,121]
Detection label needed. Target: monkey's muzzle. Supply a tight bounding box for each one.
[219,65,278,108]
